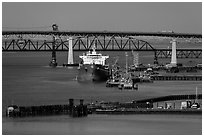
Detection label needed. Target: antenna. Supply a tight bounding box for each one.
[125,52,128,74]
[195,87,198,103]
[92,39,96,52]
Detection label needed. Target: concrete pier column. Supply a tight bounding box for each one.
[170,39,177,66]
[153,51,158,65]
[80,99,84,106]
[67,37,74,64]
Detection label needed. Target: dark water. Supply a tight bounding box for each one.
[2,52,202,135]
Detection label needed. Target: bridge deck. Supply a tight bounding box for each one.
[2,31,202,38]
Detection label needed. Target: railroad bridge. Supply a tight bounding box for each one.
[2,25,202,59]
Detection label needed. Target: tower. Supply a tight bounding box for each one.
[170,39,177,66]
[67,37,74,64]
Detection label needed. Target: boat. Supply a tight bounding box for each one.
[191,87,200,109]
[106,53,138,90]
[77,44,110,82]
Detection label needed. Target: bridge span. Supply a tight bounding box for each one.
[2,28,202,59]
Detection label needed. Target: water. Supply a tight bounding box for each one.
[2,52,202,135]
[2,114,202,135]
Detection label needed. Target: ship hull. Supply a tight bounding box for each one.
[77,64,110,82]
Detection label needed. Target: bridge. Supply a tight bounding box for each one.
[2,30,202,38]
[2,26,202,59]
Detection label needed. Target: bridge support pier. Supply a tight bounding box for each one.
[154,51,158,65]
[49,35,57,67]
[170,39,177,66]
[63,37,79,67]
[49,24,58,67]
[67,37,74,64]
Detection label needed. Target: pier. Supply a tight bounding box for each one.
[6,99,88,118]
[88,94,202,115]
[95,109,202,115]
[152,75,202,81]
[5,94,202,118]
[134,94,202,103]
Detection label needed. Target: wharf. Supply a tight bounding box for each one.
[152,75,202,81]
[134,94,202,103]
[89,94,202,114]
[95,109,202,115]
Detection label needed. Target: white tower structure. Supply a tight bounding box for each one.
[170,39,177,66]
[67,37,74,64]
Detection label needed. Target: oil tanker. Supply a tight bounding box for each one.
[77,46,110,82]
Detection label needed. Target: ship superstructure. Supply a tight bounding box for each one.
[79,46,109,65]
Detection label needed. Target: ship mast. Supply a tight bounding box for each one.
[92,39,97,54]
[132,50,139,67]
[195,87,198,103]
[125,52,128,74]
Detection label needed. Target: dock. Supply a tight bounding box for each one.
[6,99,88,118]
[89,94,202,115]
[134,94,202,103]
[95,109,202,115]
[152,75,202,81]
[6,94,202,118]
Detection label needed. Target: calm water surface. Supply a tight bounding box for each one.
[2,114,202,135]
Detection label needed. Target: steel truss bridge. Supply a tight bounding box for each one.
[2,31,202,59]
